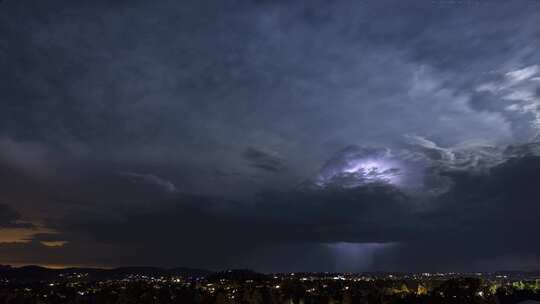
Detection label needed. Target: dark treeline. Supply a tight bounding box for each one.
[1,277,540,304]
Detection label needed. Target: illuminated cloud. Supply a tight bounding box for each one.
[313,146,403,188]
[0,225,59,244]
[40,241,68,247]
[476,65,540,139]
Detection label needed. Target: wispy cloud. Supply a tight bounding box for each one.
[117,172,178,193]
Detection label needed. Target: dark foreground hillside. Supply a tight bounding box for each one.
[1,268,540,303]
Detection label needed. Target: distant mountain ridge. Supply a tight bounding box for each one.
[206,269,269,282]
[0,265,213,282]
[1,265,539,283]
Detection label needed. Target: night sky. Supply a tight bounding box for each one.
[1,0,540,272]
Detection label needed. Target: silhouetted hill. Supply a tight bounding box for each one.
[206,269,269,282]
[169,267,212,277]
[0,265,213,282]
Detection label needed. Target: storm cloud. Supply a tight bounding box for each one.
[1,0,540,271]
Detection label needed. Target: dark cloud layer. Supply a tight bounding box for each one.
[243,147,286,172]
[0,204,32,228]
[1,0,540,271]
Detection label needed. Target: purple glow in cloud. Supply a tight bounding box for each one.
[314,146,404,188]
